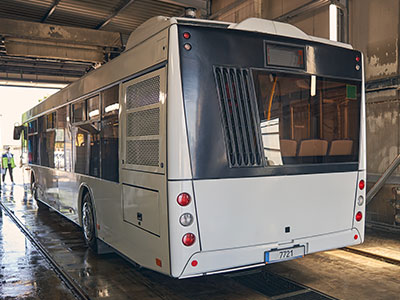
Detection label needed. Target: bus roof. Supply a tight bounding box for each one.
[125,16,353,52]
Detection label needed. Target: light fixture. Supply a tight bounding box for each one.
[329,4,337,41]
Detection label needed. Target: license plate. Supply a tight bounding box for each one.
[265,246,305,264]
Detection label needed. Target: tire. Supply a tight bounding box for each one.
[36,199,49,211]
[31,180,48,211]
[81,192,98,252]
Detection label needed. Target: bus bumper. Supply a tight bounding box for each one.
[179,228,361,278]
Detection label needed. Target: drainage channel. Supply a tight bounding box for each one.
[227,268,338,300]
[0,201,91,300]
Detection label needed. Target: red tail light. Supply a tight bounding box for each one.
[355,211,363,222]
[359,180,365,190]
[182,233,195,246]
[177,193,191,206]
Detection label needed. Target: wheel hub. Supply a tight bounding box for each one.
[82,201,94,242]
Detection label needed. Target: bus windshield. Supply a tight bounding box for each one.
[252,70,360,166]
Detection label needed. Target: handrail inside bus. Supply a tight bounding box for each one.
[367,153,400,205]
[266,76,277,120]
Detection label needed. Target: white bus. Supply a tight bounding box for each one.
[18,16,366,278]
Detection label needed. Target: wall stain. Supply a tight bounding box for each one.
[367,39,398,79]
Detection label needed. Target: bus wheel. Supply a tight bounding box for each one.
[36,199,48,211]
[32,183,48,211]
[81,193,98,252]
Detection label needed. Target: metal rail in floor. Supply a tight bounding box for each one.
[342,247,400,266]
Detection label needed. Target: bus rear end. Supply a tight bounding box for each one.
[167,19,365,278]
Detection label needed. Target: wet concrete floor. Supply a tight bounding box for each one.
[264,228,400,300]
[1,169,400,299]
[0,185,77,300]
[351,226,400,260]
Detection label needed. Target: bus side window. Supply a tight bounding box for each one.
[38,116,50,167]
[27,120,38,164]
[101,85,119,182]
[72,97,101,177]
[55,106,68,171]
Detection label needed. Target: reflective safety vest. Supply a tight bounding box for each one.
[2,153,16,169]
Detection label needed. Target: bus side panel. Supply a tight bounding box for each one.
[118,170,170,274]
[31,165,59,208]
[57,169,81,224]
[114,31,170,274]
[32,28,172,275]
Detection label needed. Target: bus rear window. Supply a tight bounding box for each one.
[253,70,360,166]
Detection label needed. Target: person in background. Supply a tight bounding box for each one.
[2,147,16,185]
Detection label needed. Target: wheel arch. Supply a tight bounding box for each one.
[77,183,98,230]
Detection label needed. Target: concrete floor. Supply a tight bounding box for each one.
[0,192,77,299]
[1,169,400,299]
[255,226,400,300]
[268,248,400,300]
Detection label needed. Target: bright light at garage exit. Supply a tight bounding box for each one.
[0,85,60,151]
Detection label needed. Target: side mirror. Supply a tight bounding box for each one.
[13,124,25,140]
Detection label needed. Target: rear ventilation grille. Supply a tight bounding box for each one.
[214,66,263,168]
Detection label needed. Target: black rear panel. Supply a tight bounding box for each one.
[178,24,362,180]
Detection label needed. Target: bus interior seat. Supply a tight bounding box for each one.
[298,139,328,157]
[280,139,297,156]
[328,139,353,156]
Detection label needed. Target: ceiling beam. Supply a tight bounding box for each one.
[274,0,331,22]
[209,0,246,20]
[0,18,122,63]
[96,0,136,30]
[41,0,62,23]
[157,0,208,10]
[0,18,122,47]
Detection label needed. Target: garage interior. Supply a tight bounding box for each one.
[0,0,400,299]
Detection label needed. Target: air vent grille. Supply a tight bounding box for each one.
[126,140,159,166]
[127,108,159,137]
[126,76,160,109]
[214,66,263,168]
